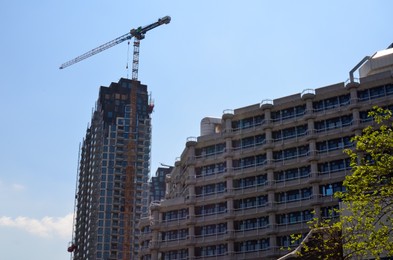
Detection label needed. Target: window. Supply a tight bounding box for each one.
[195,244,227,257]
[386,84,393,95]
[276,187,312,203]
[233,174,267,189]
[315,115,353,132]
[163,249,188,260]
[271,105,306,122]
[232,115,265,131]
[318,158,350,175]
[360,110,372,123]
[234,195,267,210]
[195,202,227,216]
[196,162,226,177]
[234,216,269,231]
[163,209,188,221]
[195,223,227,236]
[320,182,345,196]
[195,182,226,196]
[233,154,266,170]
[321,205,339,219]
[196,143,225,157]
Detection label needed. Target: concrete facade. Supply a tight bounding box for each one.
[139,46,393,260]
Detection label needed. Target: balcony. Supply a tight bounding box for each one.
[275,174,312,188]
[233,183,270,197]
[139,247,150,255]
[186,235,196,246]
[195,211,227,223]
[185,195,196,205]
[224,230,235,240]
[234,248,276,260]
[276,221,310,234]
[186,215,196,225]
[159,238,188,249]
[148,241,160,250]
[275,197,313,211]
[194,233,226,245]
[150,219,160,230]
[233,205,269,217]
[139,232,152,241]
[159,217,188,229]
[185,175,196,185]
[235,226,270,239]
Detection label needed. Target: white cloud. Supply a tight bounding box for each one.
[0,179,26,192]
[12,183,25,191]
[0,213,73,239]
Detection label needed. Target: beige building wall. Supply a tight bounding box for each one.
[139,48,393,260]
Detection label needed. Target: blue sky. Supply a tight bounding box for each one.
[0,1,391,259]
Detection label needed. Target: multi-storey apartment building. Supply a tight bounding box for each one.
[139,45,393,260]
[71,78,153,260]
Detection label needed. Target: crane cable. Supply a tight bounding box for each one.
[126,41,130,79]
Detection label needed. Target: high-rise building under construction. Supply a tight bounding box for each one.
[71,78,153,260]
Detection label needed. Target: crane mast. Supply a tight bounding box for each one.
[59,15,171,80]
[64,16,170,259]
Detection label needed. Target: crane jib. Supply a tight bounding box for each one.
[59,15,171,70]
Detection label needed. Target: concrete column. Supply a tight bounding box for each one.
[188,166,196,198]
[226,138,232,152]
[266,148,273,162]
[225,116,232,132]
[309,139,316,153]
[308,118,314,133]
[189,205,195,216]
[151,250,158,260]
[227,241,234,256]
[227,198,234,212]
[352,108,359,121]
[311,162,318,174]
[226,177,233,190]
[188,225,194,237]
[267,169,274,185]
[349,87,358,103]
[314,206,321,221]
[188,246,195,260]
[306,99,313,112]
[270,235,277,248]
[269,213,275,226]
[268,191,275,205]
[264,108,272,121]
[312,183,319,197]
[186,140,196,158]
[265,128,272,143]
[351,108,360,131]
[227,219,234,230]
[226,157,233,170]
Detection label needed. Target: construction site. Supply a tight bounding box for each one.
[63,16,170,260]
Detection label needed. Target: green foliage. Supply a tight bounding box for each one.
[337,106,393,259]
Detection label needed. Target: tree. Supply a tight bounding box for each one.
[285,107,393,259]
[338,106,393,258]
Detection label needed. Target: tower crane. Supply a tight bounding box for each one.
[59,15,171,80]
